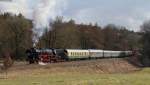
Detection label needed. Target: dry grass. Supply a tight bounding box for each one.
[1,58,148,85]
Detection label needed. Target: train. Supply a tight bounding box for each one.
[26,48,133,64]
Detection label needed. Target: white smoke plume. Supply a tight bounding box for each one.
[0,0,67,45]
[0,0,68,36]
[33,0,67,36]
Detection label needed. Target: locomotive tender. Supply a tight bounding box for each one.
[26,48,132,64]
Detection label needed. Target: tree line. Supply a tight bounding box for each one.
[0,13,150,66]
[37,17,141,51]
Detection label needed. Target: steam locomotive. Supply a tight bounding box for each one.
[26,48,133,64]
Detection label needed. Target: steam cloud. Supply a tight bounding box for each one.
[0,0,67,36]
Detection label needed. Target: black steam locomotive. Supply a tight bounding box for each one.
[26,48,68,64]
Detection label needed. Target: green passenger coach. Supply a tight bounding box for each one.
[66,49,90,59]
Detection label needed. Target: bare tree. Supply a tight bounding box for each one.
[140,20,150,66]
[1,50,13,79]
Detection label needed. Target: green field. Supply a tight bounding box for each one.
[0,67,150,85]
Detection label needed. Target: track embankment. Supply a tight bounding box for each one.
[7,58,140,74]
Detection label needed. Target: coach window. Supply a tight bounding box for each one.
[71,52,72,56]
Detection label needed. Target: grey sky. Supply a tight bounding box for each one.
[63,0,150,31]
[0,0,150,32]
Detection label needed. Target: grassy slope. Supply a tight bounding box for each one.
[0,58,149,85]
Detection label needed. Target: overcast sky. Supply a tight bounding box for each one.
[0,0,150,32]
